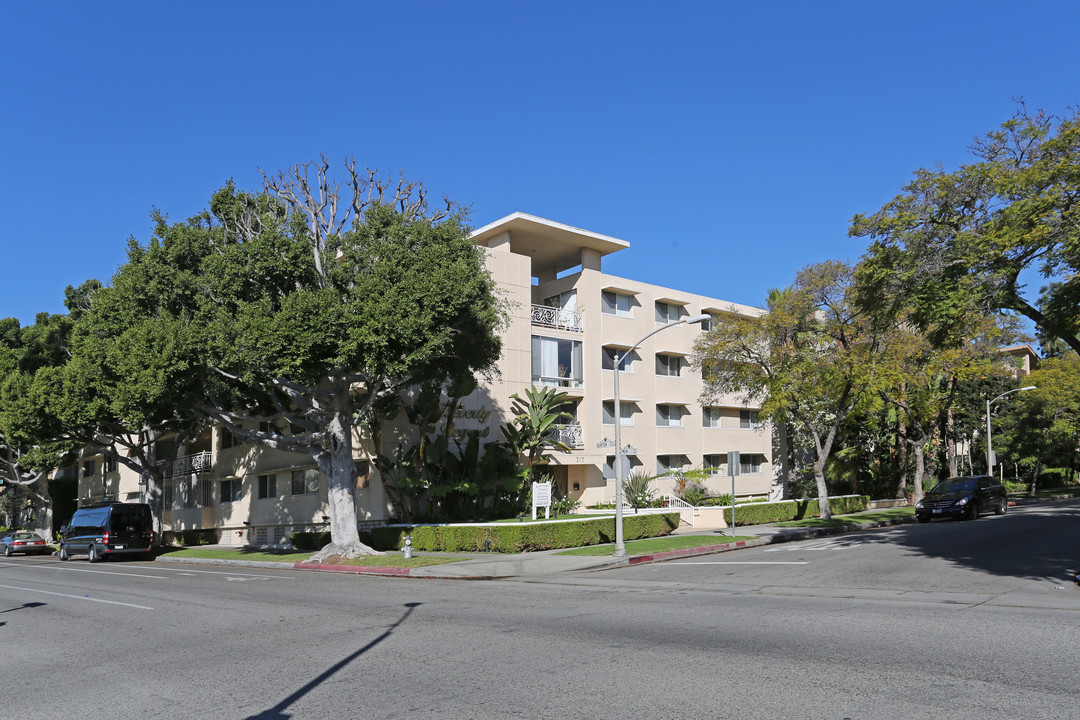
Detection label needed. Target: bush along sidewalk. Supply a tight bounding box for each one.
[723,495,868,526]
[370,512,681,553]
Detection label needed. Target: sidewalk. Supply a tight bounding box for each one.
[155,506,925,580]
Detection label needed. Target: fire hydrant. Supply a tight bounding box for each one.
[402,536,413,559]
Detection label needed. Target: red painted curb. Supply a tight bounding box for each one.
[293,563,412,576]
[627,540,747,565]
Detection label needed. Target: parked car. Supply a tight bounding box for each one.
[59,502,154,562]
[914,475,1008,523]
[1,531,52,556]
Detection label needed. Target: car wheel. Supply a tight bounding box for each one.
[968,502,979,520]
[3,545,11,557]
[995,497,1007,515]
[59,545,69,561]
[88,544,100,563]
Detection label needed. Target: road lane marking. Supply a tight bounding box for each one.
[0,583,153,610]
[1,563,168,579]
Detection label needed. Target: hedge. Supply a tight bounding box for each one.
[290,531,332,551]
[722,495,868,526]
[369,512,681,553]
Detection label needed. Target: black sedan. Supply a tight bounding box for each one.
[0,531,52,556]
[915,476,1008,523]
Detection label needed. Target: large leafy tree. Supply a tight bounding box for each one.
[695,261,886,519]
[851,104,1080,355]
[101,159,504,560]
[0,314,80,534]
[995,352,1080,488]
[874,314,1018,501]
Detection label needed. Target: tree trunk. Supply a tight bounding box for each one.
[813,458,831,520]
[305,402,382,562]
[912,443,926,503]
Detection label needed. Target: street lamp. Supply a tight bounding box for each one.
[612,313,711,557]
[986,386,1036,475]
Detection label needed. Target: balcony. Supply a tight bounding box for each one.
[545,424,584,449]
[166,451,214,479]
[531,304,583,332]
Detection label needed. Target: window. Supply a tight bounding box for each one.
[220,478,242,504]
[544,289,578,311]
[602,346,633,372]
[221,428,238,450]
[103,455,117,473]
[82,460,96,477]
[291,469,320,495]
[163,480,174,509]
[258,421,274,434]
[603,454,641,479]
[657,455,686,475]
[703,407,723,428]
[655,354,682,377]
[700,314,715,332]
[199,478,215,507]
[532,336,583,388]
[656,404,684,427]
[355,460,370,489]
[601,291,633,318]
[740,454,763,475]
[258,474,277,499]
[740,409,762,429]
[602,401,635,426]
[703,454,724,475]
[655,301,683,324]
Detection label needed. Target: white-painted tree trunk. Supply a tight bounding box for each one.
[304,404,382,563]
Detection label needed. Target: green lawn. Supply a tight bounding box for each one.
[155,546,466,568]
[557,534,756,557]
[1026,486,1080,498]
[773,506,915,529]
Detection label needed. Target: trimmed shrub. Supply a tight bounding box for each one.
[170,529,217,546]
[370,512,680,553]
[723,495,868,526]
[290,531,332,551]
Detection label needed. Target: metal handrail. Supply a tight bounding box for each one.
[662,495,696,527]
[531,304,583,332]
[166,451,214,478]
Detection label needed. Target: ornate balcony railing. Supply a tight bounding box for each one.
[531,304,583,332]
[545,424,584,448]
[166,451,213,478]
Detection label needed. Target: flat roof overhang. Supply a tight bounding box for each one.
[471,212,629,276]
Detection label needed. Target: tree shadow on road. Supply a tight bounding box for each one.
[882,499,1080,583]
[242,602,422,720]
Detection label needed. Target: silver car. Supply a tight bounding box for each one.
[1,531,52,556]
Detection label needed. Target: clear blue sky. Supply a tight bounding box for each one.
[2,1,1077,327]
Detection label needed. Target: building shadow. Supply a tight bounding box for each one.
[242,602,422,720]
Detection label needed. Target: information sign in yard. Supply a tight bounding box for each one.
[532,481,552,520]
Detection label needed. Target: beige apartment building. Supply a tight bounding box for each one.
[70,213,773,543]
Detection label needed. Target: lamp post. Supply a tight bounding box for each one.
[612,313,711,557]
[986,386,1036,475]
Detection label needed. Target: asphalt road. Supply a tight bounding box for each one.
[3,500,1079,719]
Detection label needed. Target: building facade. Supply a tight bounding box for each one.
[70,213,772,543]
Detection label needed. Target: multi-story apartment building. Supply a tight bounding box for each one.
[70,213,773,543]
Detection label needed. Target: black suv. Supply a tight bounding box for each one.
[59,502,155,562]
[914,476,1008,523]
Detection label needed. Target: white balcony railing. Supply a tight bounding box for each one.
[531,304,583,332]
[167,451,213,478]
[545,424,584,448]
